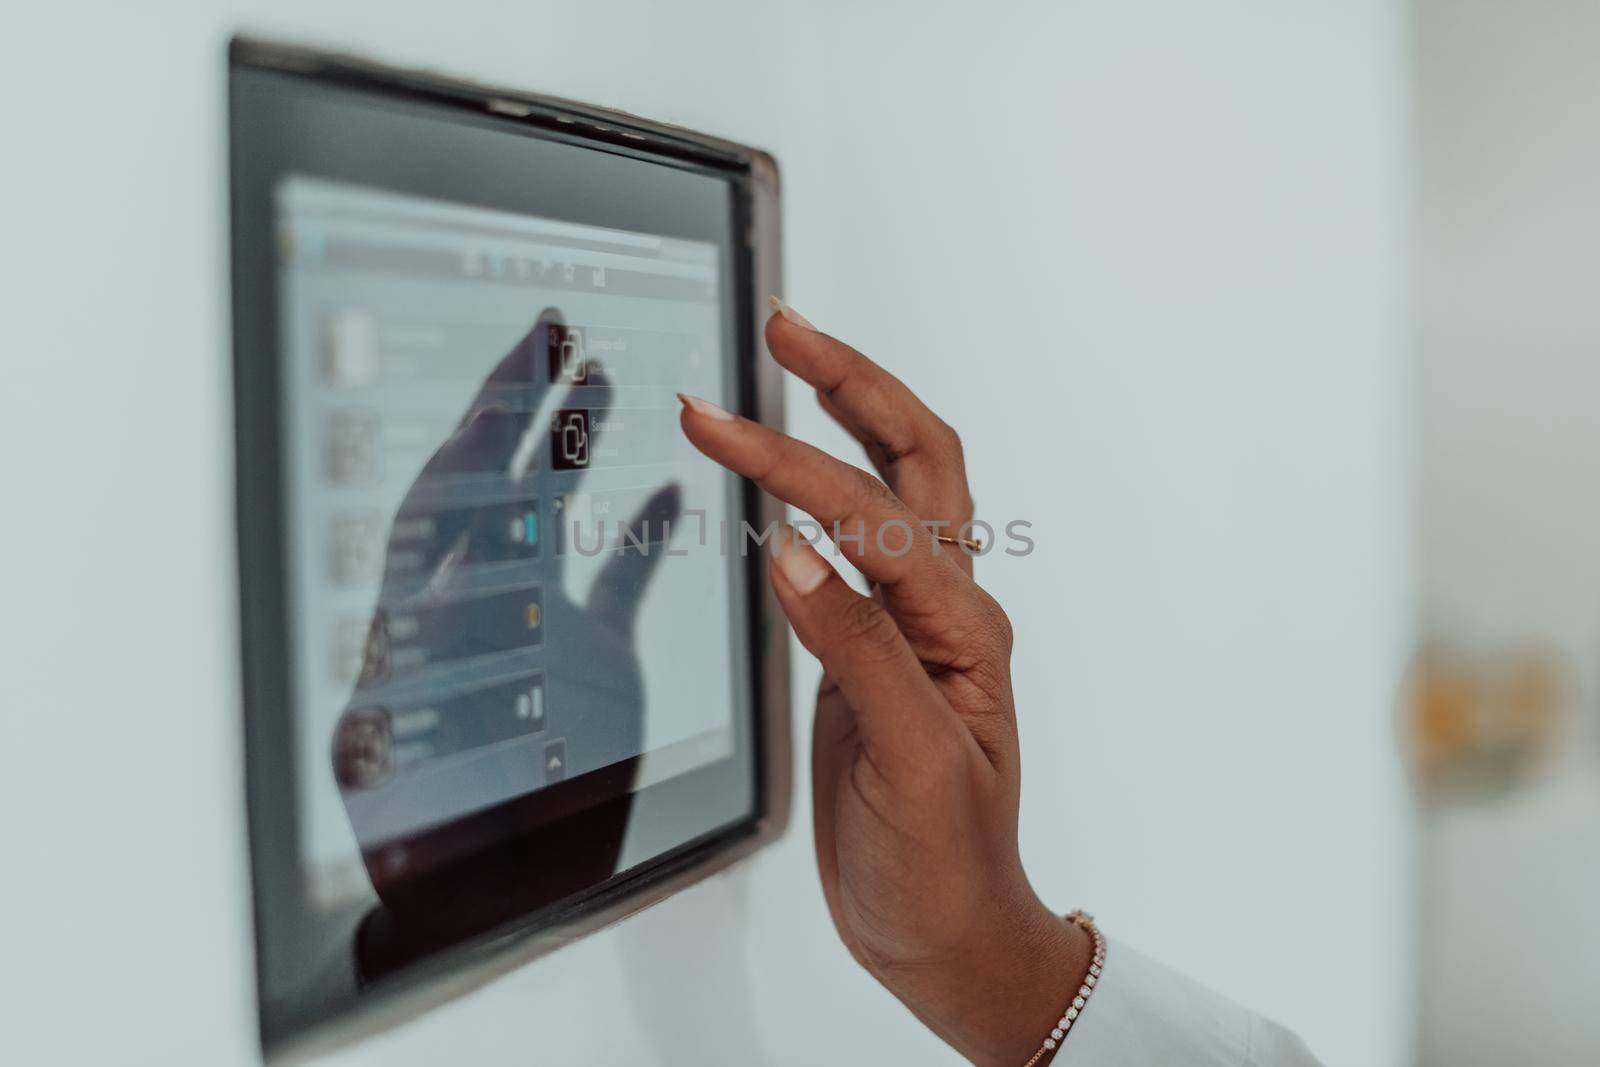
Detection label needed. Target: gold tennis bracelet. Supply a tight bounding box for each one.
[1020,911,1107,1067]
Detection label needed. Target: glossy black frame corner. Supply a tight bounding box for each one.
[227,36,791,1061]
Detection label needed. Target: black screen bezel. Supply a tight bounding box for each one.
[228,41,778,1053]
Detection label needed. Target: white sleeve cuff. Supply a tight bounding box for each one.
[1053,939,1322,1067]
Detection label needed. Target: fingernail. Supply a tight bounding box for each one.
[677,393,735,421]
[768,294,817,332]
[774,526,831,595]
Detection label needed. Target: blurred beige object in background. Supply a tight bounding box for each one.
[1405,643,1565,803]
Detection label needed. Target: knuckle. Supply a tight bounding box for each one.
[964,588,1013,654]
[848,463,894,508]
[748,432,784,482]
[954,489,977,527]
[844,937,879,974]
[988,596,1015,651]
[835,596,903,657]
[935,416,964,458]
[831,357,865,398]
[979,588,1017,655]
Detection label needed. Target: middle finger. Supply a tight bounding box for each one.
[764,304,973,531]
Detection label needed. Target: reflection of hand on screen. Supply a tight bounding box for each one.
[331,307,681,893]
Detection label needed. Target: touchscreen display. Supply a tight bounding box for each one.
[233,59,776,1041]
[276,177,745,907]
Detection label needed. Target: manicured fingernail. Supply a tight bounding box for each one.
[774,526,831,595]
[677,393,735,421]
[768,294,817,331]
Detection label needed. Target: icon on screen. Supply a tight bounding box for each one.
[543,738,567,783]
[516,587,546,648]
[331,614,390,687]
[506,506,540,553]
[514,674,548,733]
[551,409,590,470]
[324,410,380,486]
[332,706,394,789]
[327,513,382,587]
[322,309,379,387]
[548,324,587,383]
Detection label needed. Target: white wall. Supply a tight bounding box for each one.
[1,2,1412,1064]
[1413,3,1600,1064]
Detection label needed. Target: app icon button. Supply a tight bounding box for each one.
[324,410,380,486]
[548,324,587,384]
[330,612,391,688]
[322,309,380,387]
[551,409,590,470]
[327,512,382,587]
[543,738,568,784]
[514,674,548,733]
[506,507,540,553]
[332,706,394,789]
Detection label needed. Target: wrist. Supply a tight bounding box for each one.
[890,894,1094,1067]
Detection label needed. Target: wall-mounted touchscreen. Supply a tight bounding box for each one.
[230,41,786,1052]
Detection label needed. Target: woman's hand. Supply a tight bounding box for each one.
[678,300,1091,1066]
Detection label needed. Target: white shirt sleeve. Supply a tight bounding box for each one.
[1054,940,1323,1067]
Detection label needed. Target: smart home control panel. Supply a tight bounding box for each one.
[229,40,788,1052]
